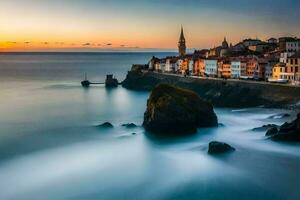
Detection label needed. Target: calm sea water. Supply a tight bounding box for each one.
[0,52,299,200]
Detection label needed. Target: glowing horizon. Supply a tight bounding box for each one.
[1,0,300,52]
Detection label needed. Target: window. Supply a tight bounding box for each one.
[296,66,298,72]
[291,59,294,65]
[291,67,293,72]
[296,59,298,65]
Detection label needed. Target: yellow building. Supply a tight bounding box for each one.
[272,63,287,80]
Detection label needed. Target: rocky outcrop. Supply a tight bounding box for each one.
[122,70,300,108]
[265,127,278,136]
[208,141,235,154]
[252,124,279,132]
[105,74,118,88]
[143,84,218,134]
[268,113,300,142]
[122,123,137,128]
[97,122,114,128]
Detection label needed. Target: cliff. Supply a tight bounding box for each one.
[122,69,300,109]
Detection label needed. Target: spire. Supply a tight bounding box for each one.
[222,36,229,49]
[179,25,185,41]
[178,25,186,57]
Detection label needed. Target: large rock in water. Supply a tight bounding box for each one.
[143,84,218,134]
[208,141,235,154]
[268,113,300,142]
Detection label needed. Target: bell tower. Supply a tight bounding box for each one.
[178,26,186,57]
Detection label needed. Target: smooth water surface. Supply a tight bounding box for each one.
[0,53,299,200]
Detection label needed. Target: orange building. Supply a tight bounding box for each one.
[246,58,258,78]
[193,57,205,76]
[218,60,231,78]
[286,53,300,82]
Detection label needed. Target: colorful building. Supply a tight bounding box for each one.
[286,53,300,82]
[218,60,231,78]
[246,58,258,78]
[272,63,288,81]
[205,59,218,77]
[231,61,241,78]
[254,59,268,80]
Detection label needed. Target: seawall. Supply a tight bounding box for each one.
[122,69,300,109]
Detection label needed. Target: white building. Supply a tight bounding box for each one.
[188,59,194,74]
[205,59,218,77]
[231,61,241,78]
[286,39,300,52]
[159,59,166,72]
[280,52,295,63]
[165,58,177,72]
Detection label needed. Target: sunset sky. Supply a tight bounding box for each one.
[1,0,300,52]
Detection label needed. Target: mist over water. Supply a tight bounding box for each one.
[0,53,299,200]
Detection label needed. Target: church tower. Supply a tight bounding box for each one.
[178,26,186,57]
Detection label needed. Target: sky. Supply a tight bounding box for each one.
[0,0,300,52]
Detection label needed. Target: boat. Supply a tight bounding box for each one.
[81,73,91,87]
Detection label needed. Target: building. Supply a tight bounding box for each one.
[231,60,241,78]
[176,57,189,74]
[246,57,258,78]
[248,42,276,53]
[205,59,218,77]
[193,57,205,76]
[272,63,288,80]
[165,57,178,72]
[278,37,300,52]
[267,38,277,44]
[178,26,186,57]
[218,60,231,78]
[158,59,166,72]
[209,37,230,57]
[286,52,300,83]
[265,61,276,80]
[280,52,295,63]
[254,59,268,80]
[243,39,262,47]
[148,56,160,70]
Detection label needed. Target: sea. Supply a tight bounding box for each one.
[0,52,299,200]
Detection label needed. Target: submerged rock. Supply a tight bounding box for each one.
[208,141,235,154]
[122,123,137,128]
[143,84,218,134]
[268,113,300,142]
[97,122,114,128]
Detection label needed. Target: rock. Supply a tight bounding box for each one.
[269,113,300,142]
[105,74,118,88]
[208,141,235,154]
[252,124,278,132]
[132,132,137,135]
[97,122,114,128]
[265,127,278,136]
[143,84,218,134]
[122,123,137,128]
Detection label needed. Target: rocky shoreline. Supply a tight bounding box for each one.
[122,67,300,109]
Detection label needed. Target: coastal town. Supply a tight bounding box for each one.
[147,26,300,85]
